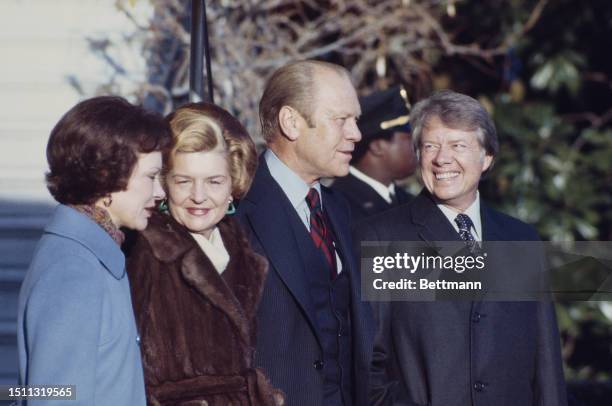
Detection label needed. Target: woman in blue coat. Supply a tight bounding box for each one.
[17,96,171,405]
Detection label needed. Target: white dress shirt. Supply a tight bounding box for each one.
[265,149,343,274]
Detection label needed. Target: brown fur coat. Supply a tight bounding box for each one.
[128,211,283,406]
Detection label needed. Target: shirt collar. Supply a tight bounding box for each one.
[265,149,322,209]
[437,191,482,241]
[349,166,395,203]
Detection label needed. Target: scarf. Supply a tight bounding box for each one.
[69,204,125,245]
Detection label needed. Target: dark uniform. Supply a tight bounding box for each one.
[331,173,412,222]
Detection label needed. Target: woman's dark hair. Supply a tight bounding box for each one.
[46,96,172,205]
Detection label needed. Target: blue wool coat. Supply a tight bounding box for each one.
[17,204,146,405]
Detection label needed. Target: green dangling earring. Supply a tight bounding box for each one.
[226,200,236,215]
[158,199,169,213]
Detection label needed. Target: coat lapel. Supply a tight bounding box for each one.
[180,248,251,346]
[242,159,321,343]
[142,211,252,346]
[411,190,461,248]
[481,204,505,241]
[409,190,480,303]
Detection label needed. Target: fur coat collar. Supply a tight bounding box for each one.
[140,211,268,348]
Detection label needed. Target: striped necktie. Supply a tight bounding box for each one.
[306,188,338,279]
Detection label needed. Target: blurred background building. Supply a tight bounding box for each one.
[0,0,152,394]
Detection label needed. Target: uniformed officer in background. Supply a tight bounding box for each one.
[331,86,417,222]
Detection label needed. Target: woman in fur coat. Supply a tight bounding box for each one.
[127,103,283,406]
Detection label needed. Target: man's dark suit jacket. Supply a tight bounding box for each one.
[236,155,375,405]
[331,173,413,223]
[354,190,567,406]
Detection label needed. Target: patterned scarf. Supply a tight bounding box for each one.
[69,204,125,245]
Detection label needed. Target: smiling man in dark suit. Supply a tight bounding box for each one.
[236,60,375,405]
[331,86,416,222]
[355,90,567,406]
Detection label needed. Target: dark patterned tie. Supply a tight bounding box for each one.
[306,188,338,279]
[454,213,480,254]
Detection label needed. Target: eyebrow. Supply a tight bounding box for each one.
[329,110,360,119]
[171,173,227,180]
[422,137,473,144]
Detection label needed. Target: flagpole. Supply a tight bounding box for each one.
[189,0,214,103]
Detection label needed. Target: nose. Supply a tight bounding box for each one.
[432,144,453,166]
[190,181,207,203]
[153,176,165,200]
[345,117,362,142]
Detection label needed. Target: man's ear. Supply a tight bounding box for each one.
[278,106,303,141]
[368,139,388,157]
[482,154,494,172]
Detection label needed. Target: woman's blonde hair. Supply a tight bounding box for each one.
[165,103,257,199]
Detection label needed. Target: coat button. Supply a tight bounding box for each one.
[473,381,486,392]
[313,360,325,370]
[472,312,485,323]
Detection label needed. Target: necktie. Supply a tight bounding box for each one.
[454,213,480,254]
[389,190,398,206]
[305,188,338,279]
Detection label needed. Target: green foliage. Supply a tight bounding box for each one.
[487,99,612,242]
[530,51,585,95]
[486,96,612,379]
[556,302,612,380]
[484,83,612,377]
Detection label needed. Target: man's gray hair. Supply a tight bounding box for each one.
[410,90,499,161]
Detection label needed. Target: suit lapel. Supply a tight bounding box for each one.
[322,186,353,273]
[411,190,461,246]
[481,203,505,241]
[242,159,321,342]
[410,190,484,303]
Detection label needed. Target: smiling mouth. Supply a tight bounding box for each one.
[187,208,210,216]
[435,171,460,180]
